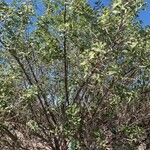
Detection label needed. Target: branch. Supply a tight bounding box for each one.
[63,2,69,106]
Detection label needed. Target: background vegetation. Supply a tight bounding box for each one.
[0,0,150,149]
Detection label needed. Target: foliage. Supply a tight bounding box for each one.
[0,0,150,149]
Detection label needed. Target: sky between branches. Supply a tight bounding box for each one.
[4,0,150,26]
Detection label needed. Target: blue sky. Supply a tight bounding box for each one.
[138,0,150,26]
[4,0,150,26]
